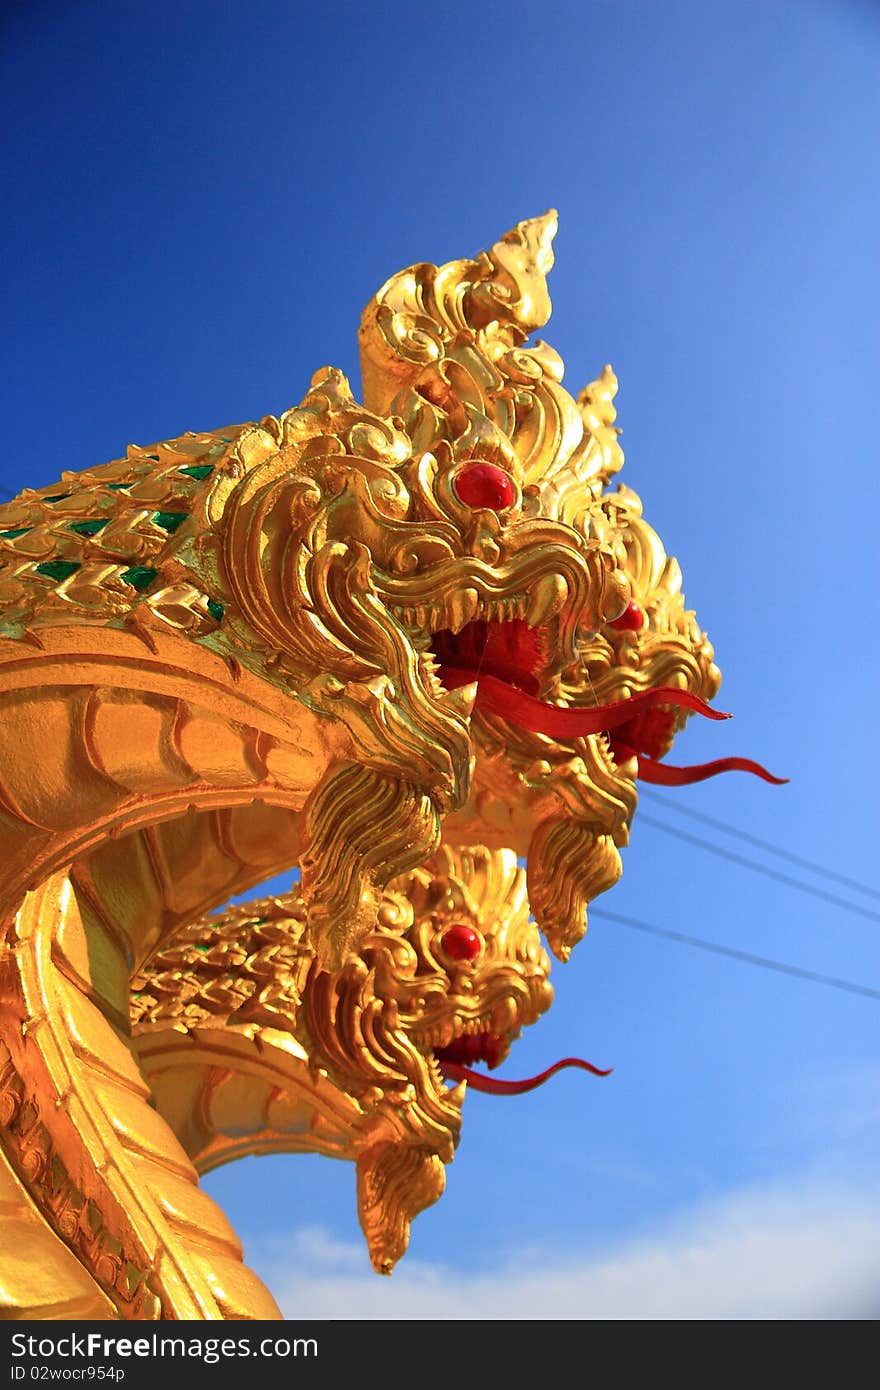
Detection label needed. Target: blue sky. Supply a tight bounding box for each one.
[3,1,879,1318]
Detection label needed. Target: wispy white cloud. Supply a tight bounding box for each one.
[251,1177,880,1320]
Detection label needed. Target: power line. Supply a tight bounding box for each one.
[591,906,880,1001]
[639,787,880,902]
[636,812,880,927]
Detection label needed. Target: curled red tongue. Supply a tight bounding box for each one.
[439,1056,613,1095]
[619,749,788,786]
[441,669,729,736]
[441,669,786,785]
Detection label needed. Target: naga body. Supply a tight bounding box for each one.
[0,214,776,1318]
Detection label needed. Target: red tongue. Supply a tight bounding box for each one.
[439,1056,613,1094]
[619,748,789,786]
[442,669,730,736]
[442,668,786,785]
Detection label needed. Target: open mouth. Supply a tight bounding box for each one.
[424,609,785,787]
[427,1004,612,1098]
[609,708,679,765]
[434,1031,613,1095]
[432,617,545,696]
[422,1018,514,1095]
[435,1029,507,1071]
[429,612,715,739]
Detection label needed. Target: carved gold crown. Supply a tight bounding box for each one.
[358,210,624,523]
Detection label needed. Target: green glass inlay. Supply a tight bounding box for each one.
[44,493,71,503]
[152,511,187,533]
[36,560,79,581]
[120,565,158,592]
[146,454,160,461]
[193,943,210,953]
[179,464,214,481]
[0,527,30,539]
[68,518,108,536]
[253,917,269,925]
[206,598,224,622]
[106,482,129,491]
[219,436,231,443]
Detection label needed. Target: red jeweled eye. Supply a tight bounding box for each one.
[453,462,516,511]
[440,923,483,961]
[608,600,645,632]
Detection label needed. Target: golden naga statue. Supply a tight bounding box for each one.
[0,214,781,1319]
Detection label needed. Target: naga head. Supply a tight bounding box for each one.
[300,844,555,1271]
[132,846,554,1274]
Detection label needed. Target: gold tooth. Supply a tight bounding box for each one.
[526,573,568,628]
[439,681,478,720]
[446,586,479,635]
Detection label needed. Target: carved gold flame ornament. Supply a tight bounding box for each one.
[0,214,783,1319]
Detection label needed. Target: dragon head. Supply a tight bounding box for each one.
[132,845,555,1275]
[301,843,556,1270]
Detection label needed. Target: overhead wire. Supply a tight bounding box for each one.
[591,906,880,1001]
[634,812,880,926]
[597,787,880,998]
[639,786,880,901]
